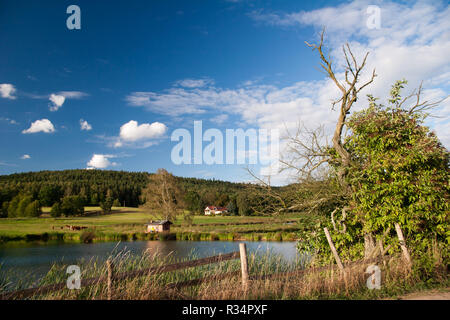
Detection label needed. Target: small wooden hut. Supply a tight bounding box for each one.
[145,220,173,233]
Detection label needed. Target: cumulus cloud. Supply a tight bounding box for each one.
[109,120,167,148]
[86,154,117,169]
[20,154,31,159]
[80,119,92,131]
[0,84,16,99]
[119,120,167,141]
[22,119,55,134]
[49,94,66,111]
[49,91,88,111]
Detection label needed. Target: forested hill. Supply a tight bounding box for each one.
[0,170,251,214]
[0,170,149,208]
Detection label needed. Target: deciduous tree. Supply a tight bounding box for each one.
[141,169,183,221]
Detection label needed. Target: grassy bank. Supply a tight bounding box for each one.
[0,230,299,244]
[0,207,308,244]
[1,248,447,300]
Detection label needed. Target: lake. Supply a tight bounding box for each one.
[0,240,300,288]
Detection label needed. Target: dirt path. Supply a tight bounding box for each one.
[396,288,450,300]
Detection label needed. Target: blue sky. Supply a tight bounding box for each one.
[1,0,449,184]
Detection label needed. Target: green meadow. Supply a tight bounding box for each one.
[0,207,306,243]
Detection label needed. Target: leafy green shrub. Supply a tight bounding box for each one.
[345,81,449,253]
[303,81,449,265]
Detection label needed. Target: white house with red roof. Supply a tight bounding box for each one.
[204,206,228,215]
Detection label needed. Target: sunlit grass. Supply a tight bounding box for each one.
[2,248,446,300]
[0,207,305,242]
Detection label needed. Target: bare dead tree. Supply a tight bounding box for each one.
[141,168,183,221]
[305,30,377,185]
[242,30,380,252]
[247,29,375,212]
[305,30,376,240]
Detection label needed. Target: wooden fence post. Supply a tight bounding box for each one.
[323,227,344,271]
[106,259,114,300]
[239,243,249,291]
[394,223,412,269]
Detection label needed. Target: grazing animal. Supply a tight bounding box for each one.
[64,225,88,231]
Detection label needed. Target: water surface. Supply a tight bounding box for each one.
[0,240,299,287]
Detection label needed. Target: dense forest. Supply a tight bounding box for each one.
[0,170,149,218]
[0,169,289,218]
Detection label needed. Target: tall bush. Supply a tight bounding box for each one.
[342,80,449,257]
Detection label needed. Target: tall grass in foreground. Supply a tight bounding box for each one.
[1,247,448,300]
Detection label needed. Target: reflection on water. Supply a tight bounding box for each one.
[0,240,299,287]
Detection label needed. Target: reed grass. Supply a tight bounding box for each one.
[1,245,447,300]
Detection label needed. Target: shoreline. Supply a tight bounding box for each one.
[0,230,300,246]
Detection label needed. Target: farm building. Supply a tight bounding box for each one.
[204,206,228,215]
[145,220,173,233]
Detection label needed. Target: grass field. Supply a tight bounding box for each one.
[0,207,308,243]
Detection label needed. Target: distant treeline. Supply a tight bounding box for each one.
[0,170,148,217]
[0,169,292,218]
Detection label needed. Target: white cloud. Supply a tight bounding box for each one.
[58,91,88,99]
[120,120,167,141]
[211,114,229,124]
[112,120,167,148]
[49,91,88,111]
[49,94,66,111]
[123,0,449,184]
[175,78,214,88]
[86,154,117,169]
[0,84,16,99]
[80,119,92,131]
[126,84,278,117]
[20,154,31,159]
[248,0,450,148]
[0,117,18,125]
[22,119,55,134]
[127,80,339,133]
[126,1,449,144]
[126,89,212,116]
